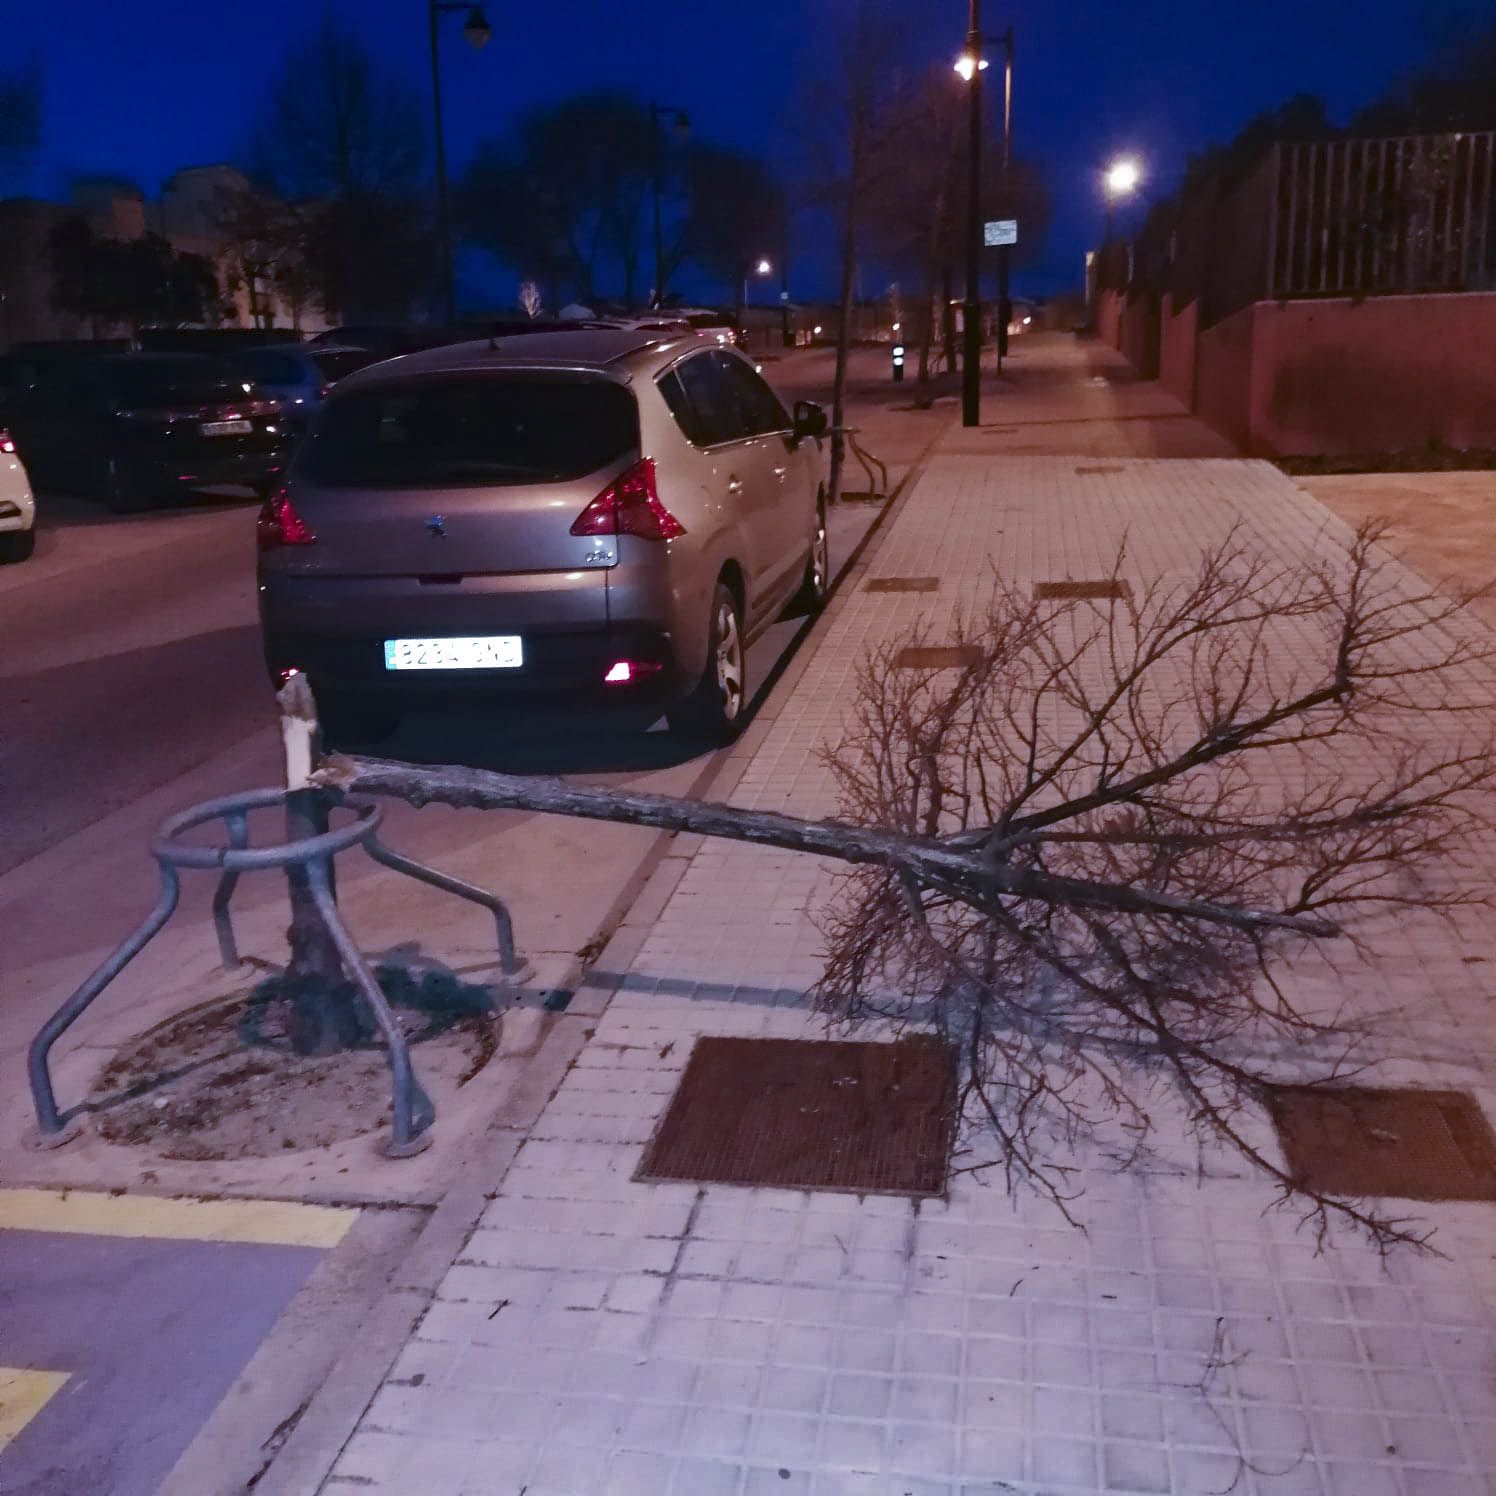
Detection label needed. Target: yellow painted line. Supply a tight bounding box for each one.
[0,1189,356,1249]
[0,1369,69,1452]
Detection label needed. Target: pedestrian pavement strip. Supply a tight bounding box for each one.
[327,457,1496,1495]
[0,1188,355,1496]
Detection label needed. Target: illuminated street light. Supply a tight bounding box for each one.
[953,52,989,80]
[1102,156,1142,245]
[742,257,774,312]
[1105,157,1141,198]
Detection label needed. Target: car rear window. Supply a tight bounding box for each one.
[298,375,639,488]
[113,358,236,406]
[310,350,378,384]
[233,351,303,384]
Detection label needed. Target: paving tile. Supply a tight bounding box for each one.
[325,429,1496,1496]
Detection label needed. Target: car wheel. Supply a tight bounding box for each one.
[103,459,151,514]
[317,693,399,746]
[668,581,747,745]
[0,529,35,564]
[787,492,830,616]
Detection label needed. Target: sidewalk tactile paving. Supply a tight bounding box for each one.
[325,352,1496,1495]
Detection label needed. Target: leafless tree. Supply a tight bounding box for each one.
[0,63,41,192]
[815,523,1496,1250]
[790,0,918,499]
[246,19,432,321]
[315,524,1495,1251]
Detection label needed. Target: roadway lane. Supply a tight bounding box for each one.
[0,494,273,876]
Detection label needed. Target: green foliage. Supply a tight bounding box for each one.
[47,219,225,333]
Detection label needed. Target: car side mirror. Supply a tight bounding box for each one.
[792,400,828,441]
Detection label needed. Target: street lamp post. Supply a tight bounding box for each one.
[649,103,690,308]
[960,0,983,428]
[1103,156,1141,245]
[995,27,1013,366]
[742,257,772,325]
[427,0,492,325]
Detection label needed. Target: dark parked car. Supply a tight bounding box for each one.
[11,353,291,511]
[228,344,380,435]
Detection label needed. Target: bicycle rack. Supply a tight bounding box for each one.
[832,425,889,501]
[27,786,529,1159]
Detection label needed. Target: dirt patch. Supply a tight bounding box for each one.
[92,976,498,1161]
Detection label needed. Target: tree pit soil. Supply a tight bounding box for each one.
[92,992,496,1160]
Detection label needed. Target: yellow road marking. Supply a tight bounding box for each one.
[0,1369,69,1452]
[0,1189,355,1249]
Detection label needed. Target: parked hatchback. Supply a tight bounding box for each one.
[257,327,829,742]
[12,353,291,511]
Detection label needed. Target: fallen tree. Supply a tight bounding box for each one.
[312,524,1496,1249]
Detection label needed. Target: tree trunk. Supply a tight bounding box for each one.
[317,756,1337,938]
[280,787,363,1054]
[276,675,363,1055]
[940,263,957,372]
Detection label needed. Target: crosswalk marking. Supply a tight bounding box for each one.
[0,1189,356,1249]
[0,1369,69,1452]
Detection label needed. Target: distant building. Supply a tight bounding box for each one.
[0,165,328,349]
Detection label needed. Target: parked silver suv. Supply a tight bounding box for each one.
[257,326,829,742]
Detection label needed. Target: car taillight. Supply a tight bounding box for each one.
[0,429,14,454]
[257,487,317,549]
[570,457,685,541]
[603,659,664,685]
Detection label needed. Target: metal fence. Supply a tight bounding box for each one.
[1268,132,1496,298]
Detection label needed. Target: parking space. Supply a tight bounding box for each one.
[0,1189,357,1496]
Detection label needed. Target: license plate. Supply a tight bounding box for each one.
[201,419,253,437]
[383,635,524,671]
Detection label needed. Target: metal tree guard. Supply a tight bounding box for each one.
[27,786,528,1159]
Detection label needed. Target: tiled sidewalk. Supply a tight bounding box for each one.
[324,449,1496,1495]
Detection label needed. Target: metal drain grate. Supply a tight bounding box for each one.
[1034,579,1131,602]
[895,645,983,670]
[1074,463,1125,474]
[637,1036,955,1197]
[867,577,940,593]
[1269,1086,1496,1202]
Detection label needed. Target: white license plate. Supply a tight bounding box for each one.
[201,419,253,437]
[383,635,524,671]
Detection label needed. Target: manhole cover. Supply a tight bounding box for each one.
[895,645,983,670]
[1269,1087,1496,1202]
[1034,579,1131,602]
[637,1036,955,1197]
[867,577,940,593]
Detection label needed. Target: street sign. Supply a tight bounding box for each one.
[984,219,1018,247]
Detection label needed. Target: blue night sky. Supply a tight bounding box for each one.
[10,0,1442,304]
